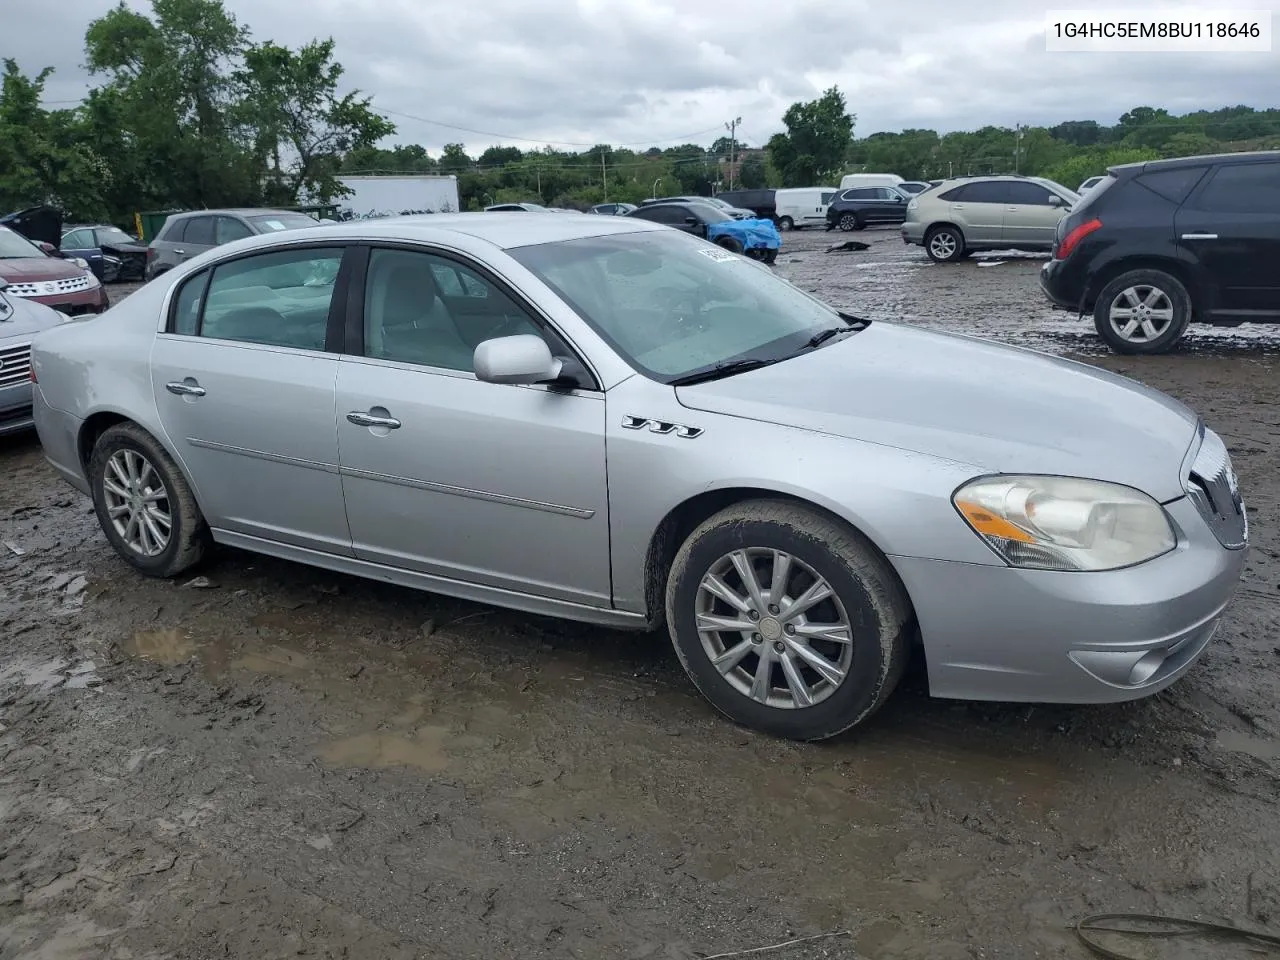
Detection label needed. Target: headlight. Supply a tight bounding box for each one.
[953,475,1176,571]
[72,257,91,270]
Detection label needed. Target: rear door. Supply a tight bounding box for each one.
[1176,160,1280,320]
[172,216,217,267]
[945,181,1009,243]
[1001,181,1069,246]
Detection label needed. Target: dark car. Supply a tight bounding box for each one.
[61,224,148,283]
[640,196,756,219]
[484,202,548,212]
[825,186,911,231]
[146,209,322,281]
[626,200,779,263]
[1039,150,1280,354]
[714,189,776,220]
[588,202,637,216]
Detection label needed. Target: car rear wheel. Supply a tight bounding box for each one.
[925,225,965,262]
[715,236,744,254]
[777,216,794,231]
[838,213,862,232]
[1093,269,1191,355]
[665,500,912,741]
[89,422,211,578]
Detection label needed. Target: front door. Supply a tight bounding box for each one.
[1177,160,1280,319]
[334,245,612,607]
[150,243,353,555]
[1001,181,1069,246]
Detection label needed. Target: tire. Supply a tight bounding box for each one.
[838,213,862,232]
[715,236,744,254]
[89,422,211,578]
[763,249,778,265]
[924,225,965,262]
[665,500,912,741]
[1092,269,1192,355]
[777,216,794,231]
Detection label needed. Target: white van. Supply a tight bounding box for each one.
[773,187,838,230]
[838,173,904,190]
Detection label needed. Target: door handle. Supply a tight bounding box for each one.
[173,248,186,255]
[1181,233,1218,240]
[165,380,205,397]
[346,411,401,429]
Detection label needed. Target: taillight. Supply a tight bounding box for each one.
[146,247,157,262]
[1054,217,1102,260]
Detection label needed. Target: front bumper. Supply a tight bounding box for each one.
[21,286,109,316]
[0,382,34,436]
[892,496,1247,703]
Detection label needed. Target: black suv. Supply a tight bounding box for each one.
[1040,150,1280,354]
[825,186,910,231]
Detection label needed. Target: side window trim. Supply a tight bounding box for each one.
[348,242,601,391]
[166,268,211,334]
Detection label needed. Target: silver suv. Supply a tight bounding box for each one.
[902,176,1079,262]
[146,209,321,281]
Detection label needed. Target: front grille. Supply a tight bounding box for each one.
[0,342,31,389]
[4,274,94,297]
[1187,427,1248,549]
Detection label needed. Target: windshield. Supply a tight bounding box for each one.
[508,229,845,381]
[98,226,138,245]
[0,226,43,259]
[248,214,321,233]
[688,205,734,224]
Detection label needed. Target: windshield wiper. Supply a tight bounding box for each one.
[805,326,850,349]
[669,357,774,386]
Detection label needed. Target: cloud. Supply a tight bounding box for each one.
[12,0,1279,154]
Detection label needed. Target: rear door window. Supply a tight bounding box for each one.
[1191,162,1280,214]
[1138,167,1209,204]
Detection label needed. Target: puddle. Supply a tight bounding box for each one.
[230,646,313,677]
[322,727,451,772]
[1216,729,1280,761]
[128,630,197,665]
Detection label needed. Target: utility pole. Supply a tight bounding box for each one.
[1014,123,1025,174]
[725,116,741,190]
[601,149,607,201]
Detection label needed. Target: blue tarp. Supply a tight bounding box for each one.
[707,217,781,251]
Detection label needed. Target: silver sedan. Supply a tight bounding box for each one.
[29,214,1248,740]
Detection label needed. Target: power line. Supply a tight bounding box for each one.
[374,105,726,149]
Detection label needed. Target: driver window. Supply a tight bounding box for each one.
[363,248,541,372]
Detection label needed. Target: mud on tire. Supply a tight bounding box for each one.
[665,499,913,741]
[89,422,211,578]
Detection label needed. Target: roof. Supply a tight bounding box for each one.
[1110,149,1280,176]
[227,211,666,252]
[167,208,305,219]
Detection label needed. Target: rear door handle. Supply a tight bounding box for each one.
[165,380,205,397]
[173,248,186,256]
[1181,233,1218,240]
[347,411,401,429]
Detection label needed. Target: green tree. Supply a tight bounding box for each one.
[238,38,394,203]
[738,153,767,189]
[767,86,854,186]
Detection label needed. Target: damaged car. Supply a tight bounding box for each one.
[61,223,148,283]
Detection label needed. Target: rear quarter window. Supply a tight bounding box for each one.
[1135,167,1208,203]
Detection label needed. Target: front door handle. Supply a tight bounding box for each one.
[1181,233,1218,240]
[347,411,402,429]
[166,380,205,397]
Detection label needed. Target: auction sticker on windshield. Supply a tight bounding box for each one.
[698,248,740,262]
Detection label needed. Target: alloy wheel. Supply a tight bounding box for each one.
[1108,285,1175,343]
[102,449,172,557]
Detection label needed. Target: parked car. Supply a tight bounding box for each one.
[1041,150,1280,354]
[589,203,637,216]
[146,209,322,281]
[825,186,911,231]
[839,173,904,190]
[640,196,756,219]
[773,187,839,231]
[0,226,109,317]
[902,175,1080,262]
[484,202,548,212]
[713,189,776,220]
[895,181,932,195]
[627,200,780,263]
[1078,176,1106,193]
[0,279,77,435]
[61,223,148,282]
[28,214,1247,740]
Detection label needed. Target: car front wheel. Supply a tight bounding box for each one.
[1092,269,1192,354]
[89,422,211,578]
[665,500,912,741]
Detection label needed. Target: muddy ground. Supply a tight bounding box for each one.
[2,228,1279,960]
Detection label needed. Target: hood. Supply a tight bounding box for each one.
[0,257,86,282]
[675,323,1199,502]
[0,206,63,247]
[99,240,148,254]
[0,293,66,338]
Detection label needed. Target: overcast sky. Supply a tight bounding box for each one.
[19,0,1278,154]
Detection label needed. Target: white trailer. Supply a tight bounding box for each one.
[333,175,460,219]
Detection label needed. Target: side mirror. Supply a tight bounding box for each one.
[474,334,563,385]
[1047,195,1064,207]
[36,241,60,256]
